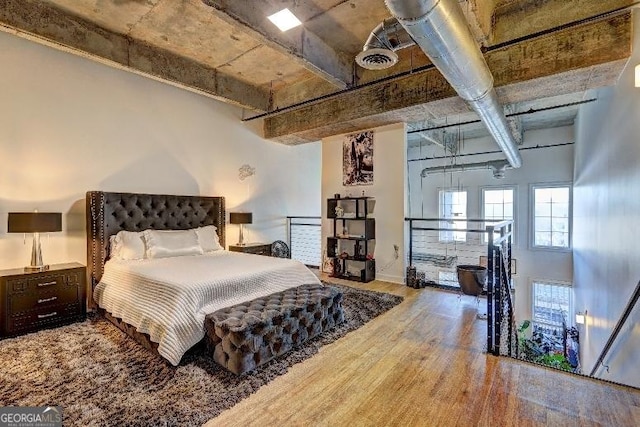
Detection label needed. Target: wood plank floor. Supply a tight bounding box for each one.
[205,277,640,426]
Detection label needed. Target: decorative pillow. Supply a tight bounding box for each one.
[195,225,223,252]
[143,229,204,259]
[109,230,146,260]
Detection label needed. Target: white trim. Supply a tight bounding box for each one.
[529,182,573,251]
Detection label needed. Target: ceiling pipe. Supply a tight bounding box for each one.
[421,160,512,179]
[383,0,523,168]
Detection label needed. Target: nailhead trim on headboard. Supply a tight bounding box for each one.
[85,191,225,308]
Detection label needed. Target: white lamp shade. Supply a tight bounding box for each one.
[575,312,585,325]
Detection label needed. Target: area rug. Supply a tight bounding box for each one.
[0,284,402,426]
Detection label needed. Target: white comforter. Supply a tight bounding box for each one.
[94,251,321,366]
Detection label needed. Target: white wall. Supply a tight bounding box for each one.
[573,13,640,387]
[322,124,407,283]
[0,31,321,270]
[407,126,575,322]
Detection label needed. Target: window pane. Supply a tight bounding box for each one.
[535,232,551,246]
[533,185,571,248]
[552,232,569,247]
[440,190,467,242]
[504,191,514,203]
[536,217,551,232]
[536,188,553,203]
[551,187,569,202]
[504,203,513,218]
[535,202,551,217]
[554,203,569,218]
[533,281,572,328]
[552,218,568,232]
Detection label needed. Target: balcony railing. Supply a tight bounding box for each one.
[287,216,321,267]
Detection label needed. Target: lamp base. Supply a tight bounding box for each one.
[24,264,50,272]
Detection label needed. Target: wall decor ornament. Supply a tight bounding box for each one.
[343,130,374,186]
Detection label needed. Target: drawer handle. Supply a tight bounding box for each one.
[38,296,58,304]
[37,281,57,287]
[37,312,57,319]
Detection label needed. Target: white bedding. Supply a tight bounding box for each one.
[93,250,321,366]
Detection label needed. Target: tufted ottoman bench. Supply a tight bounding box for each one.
[205,283,345,375]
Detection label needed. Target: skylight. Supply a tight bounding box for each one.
[267,8,302,32]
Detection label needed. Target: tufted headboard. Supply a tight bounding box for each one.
[86,191,225,306]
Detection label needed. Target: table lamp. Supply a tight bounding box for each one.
[8,212,62,271]
[229,212,252,246]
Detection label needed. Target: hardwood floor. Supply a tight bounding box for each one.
[205,277,640,426]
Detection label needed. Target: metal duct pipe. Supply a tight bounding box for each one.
[385,0,523,168]
[421,160,511,179]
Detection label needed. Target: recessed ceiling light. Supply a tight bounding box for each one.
[267,8,302,32]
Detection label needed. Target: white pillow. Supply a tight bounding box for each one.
[109,230,146,260]
[143,229,204,259]
[195,225,223,252]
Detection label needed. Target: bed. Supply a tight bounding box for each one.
[86,191,321,366]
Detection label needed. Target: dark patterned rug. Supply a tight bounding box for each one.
[0,284,403,426]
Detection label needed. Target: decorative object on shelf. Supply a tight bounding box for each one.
[343,130,374,186]
[334,193,341,199]
[229,212,253,246]
[8,211,62,271]
[334,206,344,217]
[406,266,417,288]
[332,258,341,276]
[342,227,349,236]
[339,252,349,259]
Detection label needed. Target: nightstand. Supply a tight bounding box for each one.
[0,262,86,338]
[228,243,271,256]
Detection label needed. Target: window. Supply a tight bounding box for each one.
[482,187,515,243]
[439,190,467,242]
[532,185,571,249]
[532,280,572,330]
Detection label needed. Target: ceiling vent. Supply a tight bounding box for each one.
[356,48,399,70]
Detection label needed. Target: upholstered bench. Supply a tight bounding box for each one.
[205,283,345,375]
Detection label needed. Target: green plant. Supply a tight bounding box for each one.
[517,320,575,372]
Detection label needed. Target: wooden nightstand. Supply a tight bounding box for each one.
[0,262,86,338]
[228,243,271,256]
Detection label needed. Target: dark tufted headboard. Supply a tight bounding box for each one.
[86,191,225,306]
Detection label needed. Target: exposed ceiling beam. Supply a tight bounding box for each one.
[491,0,635,45]
[202,0,352,90]
[263,13,631,144]
[0,0,270,111]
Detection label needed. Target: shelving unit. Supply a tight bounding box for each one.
[327,197,375,283]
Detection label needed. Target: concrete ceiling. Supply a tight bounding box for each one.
[0,1,635,144]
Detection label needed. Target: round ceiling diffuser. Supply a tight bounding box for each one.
[355,48,399,70]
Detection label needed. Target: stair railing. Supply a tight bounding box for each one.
[589,280,640,376]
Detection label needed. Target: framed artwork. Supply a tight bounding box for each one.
[343,130,373,186]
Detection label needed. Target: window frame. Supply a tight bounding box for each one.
[438,188,468,243]
[480,185,517,245]
[529,182,572,251]
[531,279,574,329]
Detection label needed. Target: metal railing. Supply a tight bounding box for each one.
[287,216,321,267]
[590,280,640,376]
[405,217,515,356]
[486,220,515,357]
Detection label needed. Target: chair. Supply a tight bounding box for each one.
[271,240,290,258]
[456,265,487,319]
